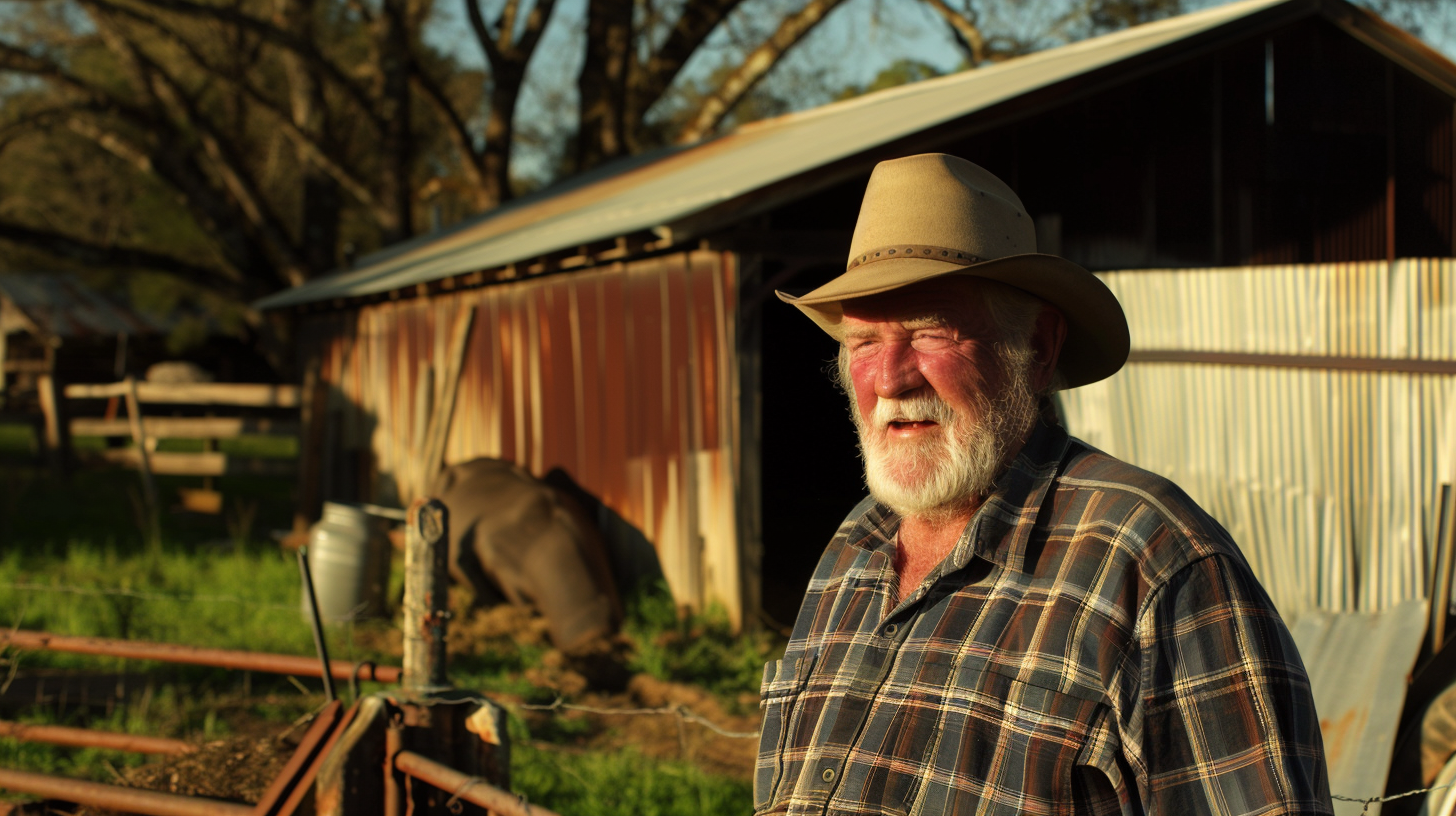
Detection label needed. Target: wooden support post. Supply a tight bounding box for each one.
[419,308,474,495]
[124,376,161,548]
[411,366,434,501]
[294,360,328,537]
[35,373,69,477]
[403,498,450,693]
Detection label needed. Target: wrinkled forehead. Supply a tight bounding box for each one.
[838,277,997,338]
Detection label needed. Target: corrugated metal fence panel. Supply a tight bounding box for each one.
[1060,258,1456,616]
[303,251,743,624]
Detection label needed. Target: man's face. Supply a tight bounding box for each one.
[839,278,1040,519]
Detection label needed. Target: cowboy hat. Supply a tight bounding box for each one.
[776,153,1129,388]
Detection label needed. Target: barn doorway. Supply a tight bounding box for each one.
[756,263,866,628]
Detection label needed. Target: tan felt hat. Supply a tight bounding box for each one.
[776,153,1129,388]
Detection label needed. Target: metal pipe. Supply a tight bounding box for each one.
[0,768,253,816]
[382,719,403,816]
[0,720,195,755]
[297,547,337,702]
[393,751,559,816]
[0,630,400,683]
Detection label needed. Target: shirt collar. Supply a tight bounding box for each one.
[968,420,1071,572]
[845,421,1072,576]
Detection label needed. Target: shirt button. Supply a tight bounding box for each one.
[822,767,836,782]
[883,623,898,637]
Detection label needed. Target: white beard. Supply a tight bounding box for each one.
[852,350,1039,521]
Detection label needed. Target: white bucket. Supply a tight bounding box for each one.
[303,502,388,622]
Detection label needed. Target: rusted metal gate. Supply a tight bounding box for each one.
[298,250,744,625]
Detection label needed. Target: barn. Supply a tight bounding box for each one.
[257,0,1456,647]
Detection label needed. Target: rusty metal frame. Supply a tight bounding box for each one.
[0,720,195,755]
[0,630,400,683]
[0,768,253,816]
[392,750,559,816]
[251,701,346,816]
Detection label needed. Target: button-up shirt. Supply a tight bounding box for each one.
[755,422,1331,816]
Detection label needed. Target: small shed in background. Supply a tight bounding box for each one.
[0,272,167,406]
[259,0,1456,645]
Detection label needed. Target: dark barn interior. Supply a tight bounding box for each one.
[749,11,1456,624]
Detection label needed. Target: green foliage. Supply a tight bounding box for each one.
[625,582,785,703]
[835,59,948,101]
[511,743,752,816]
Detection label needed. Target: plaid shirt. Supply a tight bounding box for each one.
[756,422,1331,816]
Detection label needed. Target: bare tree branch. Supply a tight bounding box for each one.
[98,0,381,124]
[627,0,743,129]
[85,0,383,215]
[0,41,121,103]
[460,0,559,205]
[410,69,488,203]
[66,116,153,172]
[918,0,989,64]
[676,0,852,144]
[0,218,242,292]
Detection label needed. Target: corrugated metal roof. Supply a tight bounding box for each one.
[1290,599,1427,815]
[256,0,1315,311]
[0,273,169,339]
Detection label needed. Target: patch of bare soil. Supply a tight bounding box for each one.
[117,731,296,802]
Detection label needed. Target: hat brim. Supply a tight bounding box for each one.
[775,253,1129,389]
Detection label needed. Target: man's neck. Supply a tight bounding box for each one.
[893,500,980,605]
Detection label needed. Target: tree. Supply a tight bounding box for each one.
[10,0,1433,361]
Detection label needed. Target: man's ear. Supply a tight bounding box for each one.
[1030,306,1068,392]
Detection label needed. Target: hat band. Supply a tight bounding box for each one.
[847,244,985,271]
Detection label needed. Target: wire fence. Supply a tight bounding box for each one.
[2,581,1447,809]
[0,581,298,611]
[515,696,758,740]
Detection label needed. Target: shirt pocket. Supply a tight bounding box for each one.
[754,650,817,812]
[918,665,1107,816]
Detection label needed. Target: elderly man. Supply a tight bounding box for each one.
[758,154,1331,815]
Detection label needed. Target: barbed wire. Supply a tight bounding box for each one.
[423,691,758,739]
[1333,780,1456,814]
[515,696,759,739]
[0,581,297,610]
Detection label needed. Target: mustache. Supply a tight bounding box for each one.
[868,394,957,428]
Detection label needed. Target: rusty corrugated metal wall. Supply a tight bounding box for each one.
[299,250,745,624]
[1060,258,1456,617]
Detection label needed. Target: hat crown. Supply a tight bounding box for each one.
[848,154,1036,270]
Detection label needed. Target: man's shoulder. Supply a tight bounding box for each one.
[1051,436,1247,583]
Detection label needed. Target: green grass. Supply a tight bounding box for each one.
[512,744,752,816]
[625,584,783,705]
[0,461,772,813]
[0,423,36,455]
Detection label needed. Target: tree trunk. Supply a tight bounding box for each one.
[376,0,415,242]
[482,62,525,206]
[277,0,343,274]
[575,0,634,171]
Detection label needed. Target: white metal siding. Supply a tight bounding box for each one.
[1061,258,1456,616]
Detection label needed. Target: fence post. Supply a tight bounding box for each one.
[35,373,69,477]
[123,376,161,548]
[403,498,450,693]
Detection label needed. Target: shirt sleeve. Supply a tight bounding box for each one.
[1129,553,1333,815]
